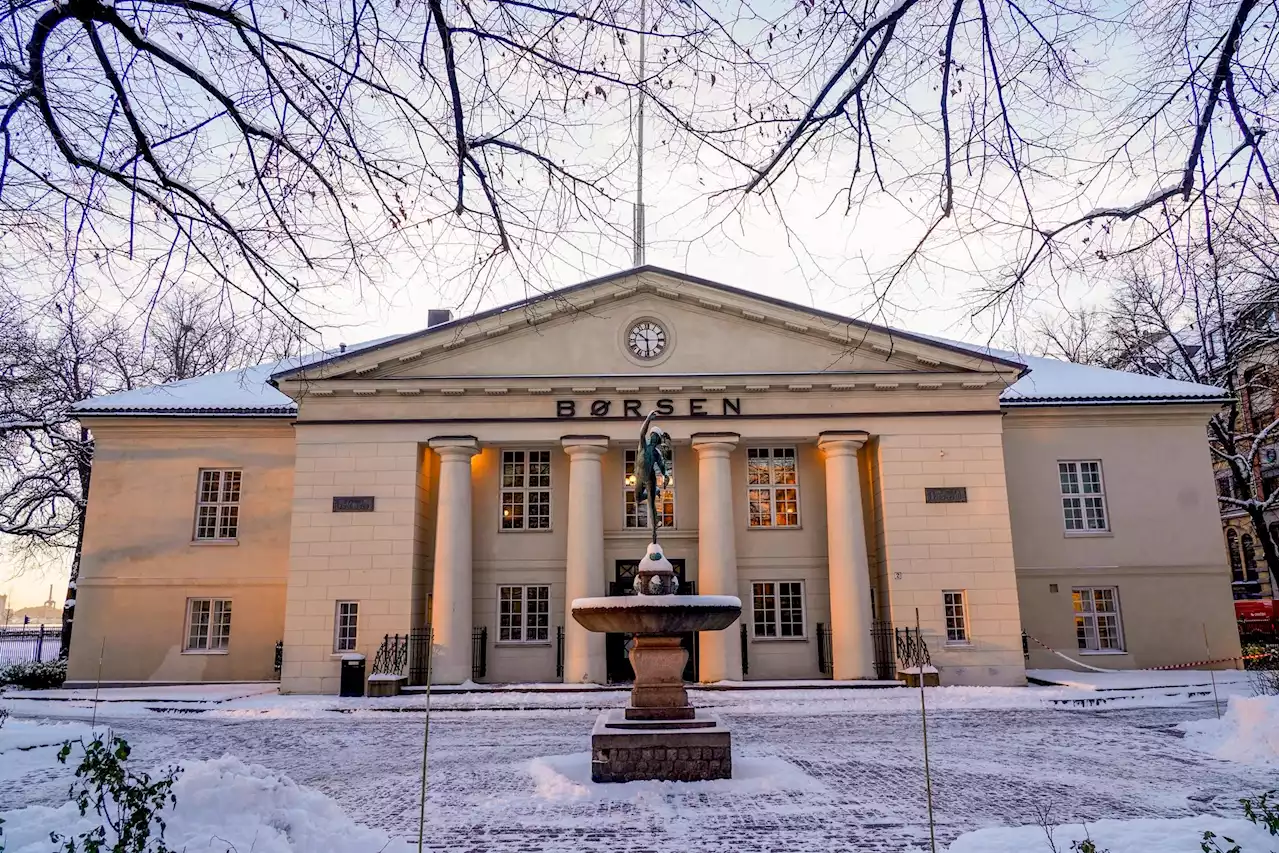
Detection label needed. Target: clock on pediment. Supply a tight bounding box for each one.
[626,319,668,361]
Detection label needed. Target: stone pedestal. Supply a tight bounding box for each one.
[591,709,732,783]
[366,674,405,697]
[626,635,693,721]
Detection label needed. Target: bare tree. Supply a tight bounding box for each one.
[0,286,291,655]
[1034,208,1278,582]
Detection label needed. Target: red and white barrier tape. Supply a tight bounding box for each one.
[1025,632,1273,673]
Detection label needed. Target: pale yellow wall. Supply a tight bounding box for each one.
[1003,405,1242,670]
[279,430,424,693]
[871,416,1026,686]
[68,419,294,685]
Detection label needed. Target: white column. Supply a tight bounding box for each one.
[562,436,609,684]
[427,437,479,684]
[819,432,876,680]
[692,433,743,682]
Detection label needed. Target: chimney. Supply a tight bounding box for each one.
[427,309,453,328]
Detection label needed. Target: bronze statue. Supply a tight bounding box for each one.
[636,411,673,544]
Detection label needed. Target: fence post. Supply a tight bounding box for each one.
[35,624,44,661]
[740,622,749,677]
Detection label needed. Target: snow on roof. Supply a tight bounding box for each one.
[918,336,1229,405]
[71,336,403,417]
[71,300,1228,417]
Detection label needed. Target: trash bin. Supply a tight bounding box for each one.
[339,653,366,697]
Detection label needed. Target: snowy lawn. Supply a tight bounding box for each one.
[1,685,1276,852]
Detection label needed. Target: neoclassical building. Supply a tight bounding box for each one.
[68,268,1243,691]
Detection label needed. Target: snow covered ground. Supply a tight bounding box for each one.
[1,682,1275,852]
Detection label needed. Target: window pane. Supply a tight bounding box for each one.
[752,583,777,637]
[502,492,524,529]
[1059,462,1079,494]
[211,600,232,650]
[747,450,769,485]
[772,449,797,485]
[218,505,239,539]
[222,470,242,503]
[196,506,218,539]
[199,471,221,503]
[778,582,803,637]
[748,489,772,527]
[1079,462,1101,494]
[1063,497,1083,531]
[944,591,967,642]
[188,600,211,650]
[528,491,551,530]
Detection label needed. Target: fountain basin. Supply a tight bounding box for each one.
[570,594,742,634]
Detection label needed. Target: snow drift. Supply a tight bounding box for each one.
[1177,694,1279,767]
[0,755,411,853]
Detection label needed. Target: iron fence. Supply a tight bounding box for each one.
[894,626,932,671]
[555,626,565,679]
[871,621,895,680]
[0,625,62,667]
[472,627,487,680]
[408,629,432,686]
[371,634,409,676]
[273,640,283,677]
[739,623,749,677]
[816,623,833,676]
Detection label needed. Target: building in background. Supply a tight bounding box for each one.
[64,268,1242,691]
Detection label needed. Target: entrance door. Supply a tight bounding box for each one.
[605,559,699,684]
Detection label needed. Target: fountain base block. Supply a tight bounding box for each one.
[590,709,732,783]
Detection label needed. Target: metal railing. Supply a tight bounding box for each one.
[273,640,283,677]
[0,625,62,666]
[408,629,432,686]
[739,623,749,677]
[894,626,932,671]
[555,626,565,679]
[371,634,409,676]
[871,621,895,680]
[472,627,487,680]
[816,623,833,676]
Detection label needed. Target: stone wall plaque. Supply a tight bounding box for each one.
[924,487,967,504]
[332,495,376,513]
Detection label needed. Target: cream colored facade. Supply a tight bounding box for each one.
[68,269,1243,691]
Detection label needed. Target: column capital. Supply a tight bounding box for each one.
[428,436,480,460]
[561,435,610,458]
[818,430,870,456]
[691,432,740,458]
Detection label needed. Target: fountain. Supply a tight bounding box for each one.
[571,414,742,782]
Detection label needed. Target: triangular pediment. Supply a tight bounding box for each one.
[275,268,1024,387]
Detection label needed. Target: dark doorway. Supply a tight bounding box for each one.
[605,558,699,684]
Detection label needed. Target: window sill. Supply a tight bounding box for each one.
[190,539,239,546]
[1063,531,1113,539]
[494,641,553,647]
[1078,649,1128,656]
[750,636,808,643]
[497,528,553,534]
[747,525,804,532]
[181,649,229,656]
[944,641,973,648]
[329,652,359,659]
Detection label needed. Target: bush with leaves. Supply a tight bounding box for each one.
[1201,790,1279,853]
[1242,644,1278,696]
[50,735,181,853]
[0,658,67,689]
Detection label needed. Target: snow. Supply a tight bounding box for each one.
[69,278,1227,414]
[947,815,1276,853]
[3,682,278,703]
[571,594,743,610]
[0,755,411,853]
[526,753,824,801]
[1028,668,1254,691]
[0,718,99,752]
[70,336,399,416]
[1177,695,1279,767]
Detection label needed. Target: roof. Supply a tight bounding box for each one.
[72,268,1229,416]
[70,337,401,417]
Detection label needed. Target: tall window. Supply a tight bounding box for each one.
[500,450,551,531]
[747,447,800,528]
[1073,587,1123,651]
[1241,534,1259,581]
[194,469,241,540]
[334,601,359,652]
[1059,461,1108,532]
[498,585,550,642]
[752,581,805,638]
[1227,529,1244,582]
[185,598,232,652]
[943,591,969,644]
[624,449,675,529]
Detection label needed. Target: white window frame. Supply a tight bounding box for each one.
[497,585,551,643]
[943,590,969,645]
[499,450,552,531]
[751,580,806,639]
[184,598,232,653]
[1073,586,1125,652]
[1058,460,1109,533]
[194,469,242,541]
[334,601,359,652]
[623,448,676,530]
[747,447,801,528]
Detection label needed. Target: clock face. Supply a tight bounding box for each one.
[627,320,668,360]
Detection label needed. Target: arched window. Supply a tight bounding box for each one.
[1241,534,1259,581]
[1227,529,1244,583]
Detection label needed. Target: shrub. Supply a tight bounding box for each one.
[52,735,181,853]
[0,658,68,689]
[1242,643,1278,696]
